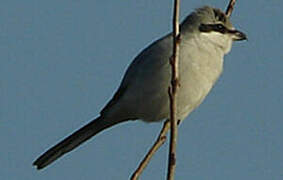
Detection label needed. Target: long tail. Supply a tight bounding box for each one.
[33,116,124,170]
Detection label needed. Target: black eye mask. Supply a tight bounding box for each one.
[199,23,241,36]
[199,23,247,41]
[199,23,228,34]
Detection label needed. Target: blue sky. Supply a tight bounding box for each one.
[1,0,283,179]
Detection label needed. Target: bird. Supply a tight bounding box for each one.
[33,6,246,170]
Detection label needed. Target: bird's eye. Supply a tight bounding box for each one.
[214,24,227,33]
[216,24,225,30]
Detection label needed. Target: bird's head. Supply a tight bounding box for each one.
[181,6,247,54]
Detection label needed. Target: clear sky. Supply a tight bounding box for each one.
[1,0,283,180]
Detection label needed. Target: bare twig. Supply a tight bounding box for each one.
[131,0,181,179]
[130,120,170,180]
[225,0,237,17]
[167,0,181,180]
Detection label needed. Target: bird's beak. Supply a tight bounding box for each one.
[229,29,247,41]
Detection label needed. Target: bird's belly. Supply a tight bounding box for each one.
[177,72,214,121]
[135,68,216,122]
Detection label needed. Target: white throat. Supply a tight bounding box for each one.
[199,31,233,54]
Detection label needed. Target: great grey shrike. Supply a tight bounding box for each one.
[33,6,246,169]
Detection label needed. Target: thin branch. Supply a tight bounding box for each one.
[130,120,170,180]
[225,0,237,17]
[167,0,181,180]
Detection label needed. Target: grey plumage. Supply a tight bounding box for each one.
[33,6,246,170]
